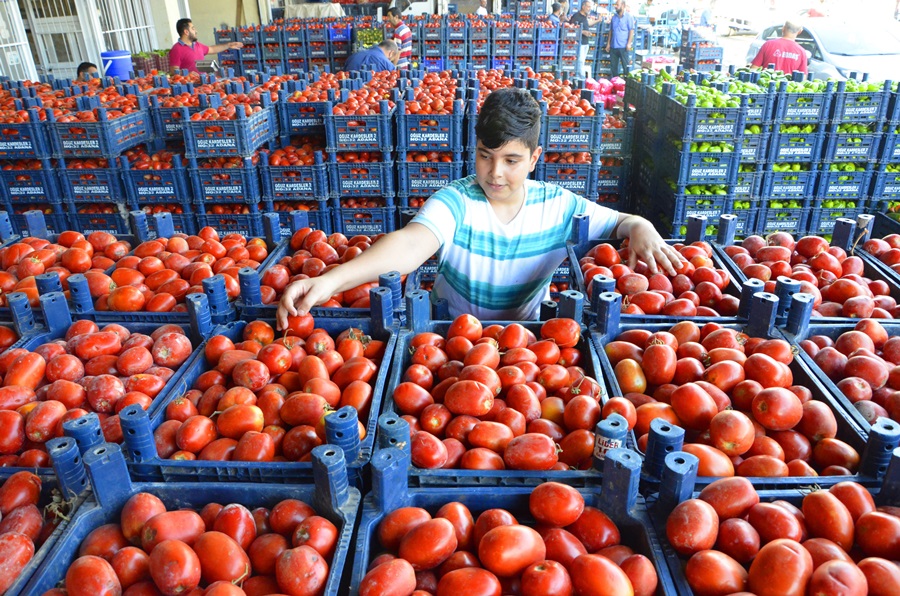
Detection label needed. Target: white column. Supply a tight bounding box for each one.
[74,0,106,70]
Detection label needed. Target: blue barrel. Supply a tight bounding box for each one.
[101,50,132,79]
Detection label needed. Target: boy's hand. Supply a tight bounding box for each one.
[622,218,684,276]
[276,277,339,331]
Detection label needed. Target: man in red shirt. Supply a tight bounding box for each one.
[169,18,243,73]
[751,20,808,74]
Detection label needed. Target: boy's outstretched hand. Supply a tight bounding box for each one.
[617,215,685,276]
[276,276,340,331]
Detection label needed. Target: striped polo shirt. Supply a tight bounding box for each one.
[411,176,619,320]
[393,21,413,69]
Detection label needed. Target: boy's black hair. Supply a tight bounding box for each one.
[176,18,192,38]
[76,62,97,77]
[475,88,542,152]
[386,7,403,18]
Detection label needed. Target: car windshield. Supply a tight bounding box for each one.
[815,22,900,56]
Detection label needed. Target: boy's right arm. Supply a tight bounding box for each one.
[276,222,441,329]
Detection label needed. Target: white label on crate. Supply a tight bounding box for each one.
[688,209,722,218]
[341,180,382,190]
[696,124,736,134]
[735,184,750,194]
[780,148,811,157]
[138,186,174,196]
[275,182,313,193]
[741,148,754,158]
[82,228,118,235]
[344,223,381,234]
[413,179,450,190]
[556,265,570,277]
[549,133,590,144]
[775,185,804,194]
[691,167,727,177]
[787,108,820,117]
[338,133,377,143]
[279,228,292,237]
[601,142,623,152]
[845,106,877,116]
[63,140,100,149]
[420,264,438,274]
[291,117,323,128]
[72,185,108,194]
[771,219,799,229]
[0,141,35,149]
[409,133,450,143]
[819,219,837,231]
[196,139,237,149]
[829,184,861,193]
[10,187,44,196]
[747,108,762,118]
[562,181,588,192]
[886,184,900,194]
[836,147,866,157]
[208,186,242,195]
[593,436,623,460]
[164,123,183,133]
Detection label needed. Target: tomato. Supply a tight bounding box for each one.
[478,524,545,577]
[748,502,805,543]
[666,499,718,556]
[806,559,867,596]
[359,558,417,596]
[120,492,166,545]
[193,531,250,584]
[698,477,759,520]
[748,538,813,596]
[566,506,620,552]
[64,555,120,596]
[829,481,876,522]
[752,387,803,431]
[503,433,558,470]
[857,557,900,596]
[855,511,900,559]
[0,471,41,515]
[276,545,330,595]
[213,503,257,551]
[802,490,854,552]
[141,510,205,551]
[569,554,634,596]
[529,482,584,528]
[540,318,580,348]
[670,383,717,431]
[435,502,475,552]
[149,539,201,595]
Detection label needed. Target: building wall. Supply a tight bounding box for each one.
[188,0,261,49]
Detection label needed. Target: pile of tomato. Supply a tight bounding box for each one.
[608,318,862,477]
[404,72,457,116]
[55,491,341,595]
[360,481,658,595]
[579,239,738,317]
[863,232,900,277]
[265,137,324,167]
[155,317,385,462]
[723,232,899,319]
[93,226,269,313]
[122,147,182,171]
[667,476,899,594]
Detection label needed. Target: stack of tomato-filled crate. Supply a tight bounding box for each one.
[872,84,900,221]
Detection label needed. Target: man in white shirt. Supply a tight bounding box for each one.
[476,0,489,15]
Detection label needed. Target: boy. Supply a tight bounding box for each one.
[277,89,681,326]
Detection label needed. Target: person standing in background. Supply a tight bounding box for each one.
[343,40,400,72]
[750,20,808,74]
[476,0,489,16]
[387,8,413,70]
[605,0,635,77]
[571,0,603,78]
[559,0,571,23]
[76,62,98,81]
[549,3,562,25]
[169,18,242,73]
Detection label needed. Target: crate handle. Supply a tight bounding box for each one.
[643,417,685,481]
[774,276,802,318]
[62,413,104,456]
[685,215,706,244]
[593,414,629,469]
[783,292,816,340]
[745,292,778,339]
[369,286,393,337]
[202,275,231,319]
[597,448,642,523]
[131,211,150,243]
[39,291,72,333]
[83,443,136,512]
[370,446,411,513]
[119,404,158,463]
[35,272,62,295]
[716,214,737,247]
[0,212,13,243]
[289,210,310,232]
[239,268,262,307]
[879,446,900,503]
[406,289,431,333]
[311,444,353,523]
[831,218,857,253]
[376,412,411,459]
[66,274,95,315]
[187,292,215,342]
[154,213,176,239]
[657,450,700,515]
[738,279,765,319]
[24,210,49,240]
[540,300,558,321]
[47,436,90,500]
[263,213,281,247]
[594,292,622,341]
[558,290,584,321]
[8,292,36,337]
[860,418,900,479]
[378,272,402,319]
[324,406,361,463]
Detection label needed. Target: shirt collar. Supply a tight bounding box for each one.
[177,39,194,48]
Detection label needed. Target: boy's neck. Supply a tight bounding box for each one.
[486,186,526,225]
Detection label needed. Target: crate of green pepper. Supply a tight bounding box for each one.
[816,162,874,200]
[822,121,882,163]
[873,162,900,200]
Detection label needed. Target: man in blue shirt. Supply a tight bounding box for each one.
[343,40,399,72]
[605,0,636,77]
[549,3,562,25]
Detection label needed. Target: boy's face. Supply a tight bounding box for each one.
[475,139,541,206]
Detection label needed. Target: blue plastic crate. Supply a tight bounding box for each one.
[822,131,882,163]
[396,101,464,152]
[757,203,811,235]
[816,166,873,200]
[422,57,443,71]
[259,149,328,200]
[541,110,602,153]
[285,58,308,75]
[739,86,777,125]
[264,200,332,237]
[598,120,633,158]
[57,159,125,203]
[278,94,331,137]
[654,189,731,227]
[67,205,131,235]
[327,152,394,198]
[351,447,676,592]
[469,38,490,57]
[872,162,900,199]
[148,94,197,140]
[831,81,890,123]
[643,87,668,124]
[119,155,190,204]
[807,205,866,235]
[882,127,900,162]
[236,27,258,45]
[664,94,747,141]
[306,23,328,43]
[491,39,513,57]
[239,44,261,62]
[491,57,512,69]
[136,207,197,236]
[469,22,489,41]
[0,158,59,204]
[447,39,467,57]
[333,200,396,236]
[734,168,762,198]
[195,208,263,237]
[760,164,818,198]
[7,204,69,237]
[47,108,152,159]
[396,152,462,196]
[0,108,50,159]
[773,81,835,123]
[660,148,739,184]
[324,101,394,152]
[740,130,770,163]
[284,42,306,60]
[214,27,236,43]
[536,154,597,197]
[468,55,490,70]
[181,97,275,158]
[118,304,395,486]
[768,126,824,162]
[722,200,759,236]
[686,44,723,62]
[189,156,261,203]
[23,443,359,596]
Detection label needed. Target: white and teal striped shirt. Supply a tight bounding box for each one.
[411,176,619,320]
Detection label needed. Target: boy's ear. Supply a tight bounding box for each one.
[530,146,543,171]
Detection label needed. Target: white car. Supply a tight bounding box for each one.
[746,18,900,81]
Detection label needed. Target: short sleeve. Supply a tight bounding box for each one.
[199,42,210,57]
[750,42,766,67]
[168,46,182,68]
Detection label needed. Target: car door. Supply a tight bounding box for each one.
[796,30,828,79]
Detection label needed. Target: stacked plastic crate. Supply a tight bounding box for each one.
[595,113,634,211]
[762,78,834,235]
[305,20,332,73]
[419,18,444,72]
[637,79,747,237]
[214,26,241,73]
[282,21,307,74]
[328,19,353,71]
[872,84,900,221]
[467,15,491,70]
[0,95,66,235]
[259,23,285,74]
[490,17,514,70]
[513,18,537,71]
[679,27,723,72]
[238,26,262,74]
[810,80,890,235]
[728,72,776,237]
[46,82,153,235]
[558,21,581,76]
[182,84,277,236]
[325,72,397,235]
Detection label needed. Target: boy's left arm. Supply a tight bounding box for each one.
[613,213,684,276]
